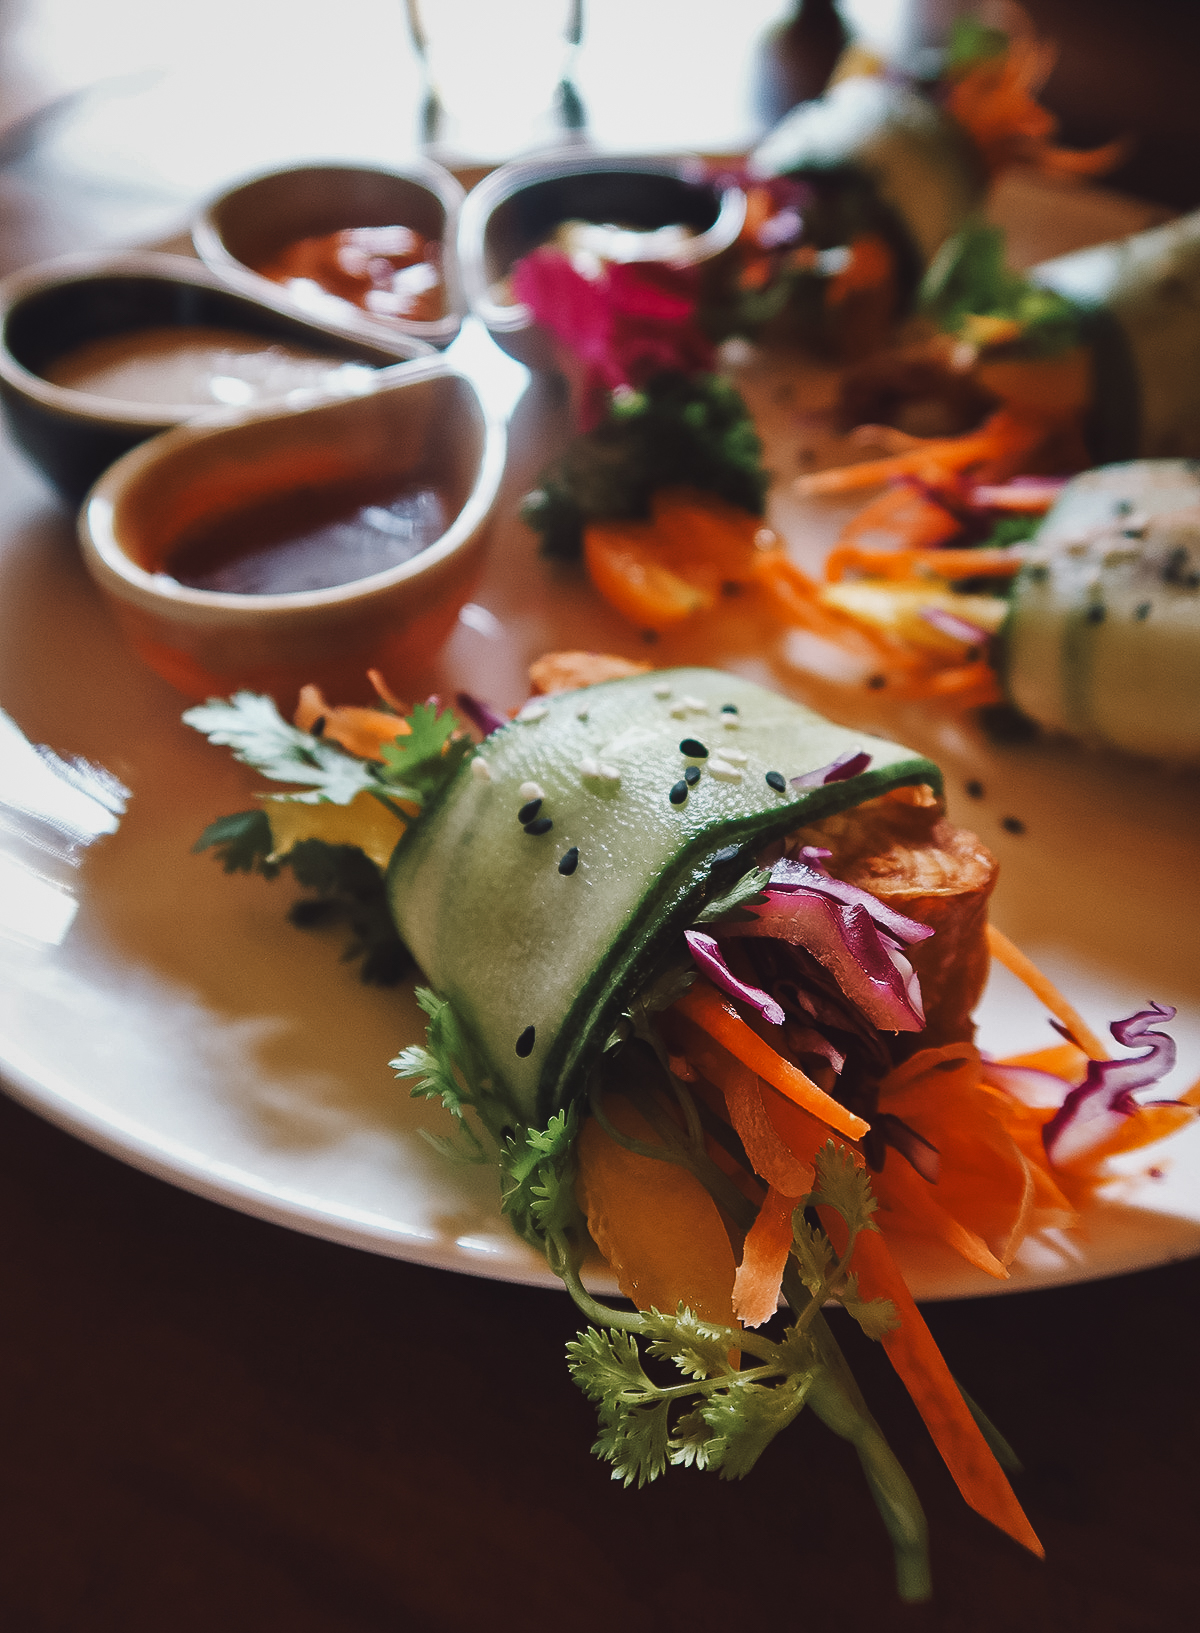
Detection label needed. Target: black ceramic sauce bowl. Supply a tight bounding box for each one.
[0,251,430,501]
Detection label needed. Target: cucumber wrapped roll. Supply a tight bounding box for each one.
[1031,212,1200,463]
[751,72,985,294]
[1005,460,1200,761]
[187,661,1193,1597]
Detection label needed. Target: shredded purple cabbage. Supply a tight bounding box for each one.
[720,889,925,1032]
[1042,1003,1179,1167]
[684,930,785,1025]
[455,691,507,738]
[790,749,872,790]
[770,850,934,947]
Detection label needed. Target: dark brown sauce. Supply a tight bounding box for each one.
[165,478,449,595]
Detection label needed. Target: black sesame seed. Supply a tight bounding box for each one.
[1135,601,1152,621]
[867,674,887,690]
[1114,498,1133,516]
[517,798,543,823]
[710,845,740,868]
[965,779,985,800]
[679,738,708,758]
[684,765,701,786]
[1086,603,1106,624]
[721,580,742,597]
[642,629,658,644]
[524,817,553,835]
[1027,564,1049,584]
[765,771,786,793]
[310,715,327,738]
[515,1026,536,1057]
[720,703,738,714]
[558,846,579,876]
[669,779,689,805]
[1001,816,1026,835]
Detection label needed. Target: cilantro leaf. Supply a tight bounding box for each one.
[183,693,380,806]
[692,1371,814,1480]
[811,1139,880,1243]
[642,1306,740,1382]
[841,1275,900,1342]
[193,809,276,874]
[920,222,1081,357]
[522,372,768,562]
[692,865,771,926]
[377,701,472,809]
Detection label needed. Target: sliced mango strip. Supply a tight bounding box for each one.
[575,1094,738,1324]
[264,787,408,871]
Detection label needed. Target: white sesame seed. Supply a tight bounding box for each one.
[669,703,689,718]
[518,781,544,801]
[515,701,549,722]
[653,683,672,699]
[707,758,744,782]
[579,755,601,777]
[719,747,748,764]
[470,757,492,782]
[680,695,709,713]
[598,763,620,782]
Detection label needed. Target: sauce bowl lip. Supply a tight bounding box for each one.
[0,248,431,431]
[192,157,468,349]
[78,354,507,616]
[457,148,747,337]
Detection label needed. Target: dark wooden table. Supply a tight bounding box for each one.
[1,4,1199,1629]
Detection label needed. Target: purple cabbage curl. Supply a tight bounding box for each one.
[790,748,872,790]
[683,930,785,1025]
[720,889,925,1032]
[455,691,507,738]
[770,850,934,948]
[1042,1003,1179,1168]
[919,605,991,646]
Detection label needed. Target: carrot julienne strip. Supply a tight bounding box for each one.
[733,1185,801,1328]
[673,982,869,1140]
[825,546,1029,583]
[986,925,1109,1059]
[819,1203,1043,1558]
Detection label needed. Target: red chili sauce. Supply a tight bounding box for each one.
[255,225,445,324]
[165,478,449,595]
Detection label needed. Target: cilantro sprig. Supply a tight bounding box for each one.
[186,693,472,982]
[920,221,1082,357]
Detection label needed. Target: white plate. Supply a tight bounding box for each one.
[2,170,1199,1302]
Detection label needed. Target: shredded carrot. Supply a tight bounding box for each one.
[667,1017,817,1194]
[825,545,1029,583]
[997,1040,1089,1078]
[986,925,1109,1059]
[819,1204,1044,1558]
[294,684,410,760]
[750,552,919,666]
[673,982,869,1140]
[795,410,1044,498]
[733,1186,800,1327]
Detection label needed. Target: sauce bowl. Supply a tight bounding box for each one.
[193,160,466,352]
[456,150,746,369]
[78,357,506,705]
[0,251,428,501]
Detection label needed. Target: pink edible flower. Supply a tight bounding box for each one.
[511,247,714,428]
